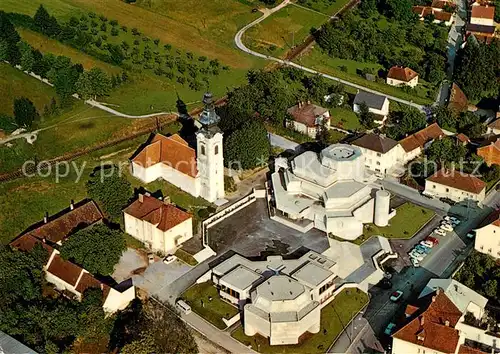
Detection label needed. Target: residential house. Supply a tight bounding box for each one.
[399,123,445,163]
[448,83,469,112]
[477,136,500,166]
[351,133,405,176]
[130,93,225,203]
[208,251,338,345]
[123,193,193,254]
[424,169,486,204]
[353,91,390,125]
[412,5,455,25]
[286,101,330,138]
[393,285,494,354]
[386,66,419,88]
[467,5,496,43]
[455,133,471,146]
[486,118,500,134]
[474,209,500,259]
[10,201,135,313]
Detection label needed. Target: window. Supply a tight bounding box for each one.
[376,161,381,166]
[446,188,449,192]
[377,153,381,157]
[433,185,436,189]
[215,145,219,155]
[201,145,205,155]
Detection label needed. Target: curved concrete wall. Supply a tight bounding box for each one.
[374,190,390,227]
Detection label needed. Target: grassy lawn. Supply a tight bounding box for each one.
[365,202,435,239]
[294,0,352,15]
[297,47,434,105]
[18,28,121,74]
[243,5,328,57]
[174,248,198,266]
[0,63,59,116]
[266,123,315,144]
[182,281,239,330]
[232,288,368,353]
[0,0,263,70]
[329,106,361,131]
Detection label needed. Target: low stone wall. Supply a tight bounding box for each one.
[270,215,314,233]
[223,312,241,328]
[202,189,265,245]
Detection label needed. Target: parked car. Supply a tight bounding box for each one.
[440,223,453,232]
[176,300,192,314]
[384,322,397,335]
[444,216,451,222]
[467,231,476,239]
[420,240,434,248]
[425,236,439,245]
[409,251,425,261]
[415,245,431,254]
[377,278,393,289]
[410,257,420,267]
[390,290,404,302]
[434,228,447,236]
[163,254,177,264]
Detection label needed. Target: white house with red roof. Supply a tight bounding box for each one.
[123,193,193,254]
[130,93,225,203]
[286,101,330,138]
[474,210,500,259]
[386,66,419,88]
[424,169,486,204]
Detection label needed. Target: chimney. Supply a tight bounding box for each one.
[432,296,436,302]
[420,316,425,326]
[138,194,144,203]
[163,196,171,205]
[42,238,46,244]
[70,199,74,210]
[436,288,441,295]
[298,101,302,108]
[43,212,48,224]
[100,283,104,290]
[307,99,311,105]
[445,320,450,326]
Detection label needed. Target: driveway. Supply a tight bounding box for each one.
[133,259,192,295]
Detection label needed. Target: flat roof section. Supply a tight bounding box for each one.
[292,262,333,288]
[220,265,262,291]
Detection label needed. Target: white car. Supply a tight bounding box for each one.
[420,240,434,248]
[440,223,453,232]
[390,290,404,302]
[444,216,451,222]
[409,251,425,261]
[434,228,447,236]
[163,254,177,264]
[410,257,420,267]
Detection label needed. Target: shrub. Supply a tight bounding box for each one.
[110,19,118,26]
[121,25,128,32]
[153,38,160,46]
[163,44,172,51]
[100,23,107,32]
[111,27,119,36]
[99,15,108,22]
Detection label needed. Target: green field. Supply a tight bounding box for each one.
[297,48,434,105]
[0,63,60,117]
[232,288,368,353]
[182,281,239,329]
[243,5,328,56]
[329,107,361,131]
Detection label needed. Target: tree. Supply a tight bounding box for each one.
[60,224,126,276]
[0,11,21,63]
[224,120,270,170]
[13,97,39,128]
[357,102,376,129]
[387,107,427,140]
[52,64,82,102]
[426,137,466,166]
[483,279,497,298]
[76,68,112,99]
[382,0,415,23]
[18,41,34,72]
[86,166,132,220]
[34,5,60,37]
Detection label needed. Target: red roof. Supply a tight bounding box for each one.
[132,134,198,178]
[26,201,103,244]
[75,272,111,299]
[10,234,54,253]
[471,5,495,19]
[458,345,490,354]
[287,103,329,127]
[393,291,463,354]
[427,169,486,194]
[456,133,470,143]
[448,83,468,112]
[399,123,444,152]
[47,254,83,286]
[123,194,192,232]
[387,66,418,82]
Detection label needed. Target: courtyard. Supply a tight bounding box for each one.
[208,198,329,257]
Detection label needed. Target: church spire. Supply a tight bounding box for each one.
[199,92,220,128]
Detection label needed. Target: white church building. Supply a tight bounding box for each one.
[271,144,395,240]
[130,93,225,203]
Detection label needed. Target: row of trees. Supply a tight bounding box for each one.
[10,5,227,92]
[1,12,123,105]
[455,251,500,302]
[217,68,347,169]
[315,4,448,86]
[454,38,500,103]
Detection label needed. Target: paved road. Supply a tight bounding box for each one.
[234,1,425,111]
[268,132,299,150]
[181,311,256,354]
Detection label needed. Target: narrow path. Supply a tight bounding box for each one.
[234,1,425,111]
[85,99,178,119]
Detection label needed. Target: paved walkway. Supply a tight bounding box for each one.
[85,99,177,118]
[234,1,425,111]
[268,132,299,150]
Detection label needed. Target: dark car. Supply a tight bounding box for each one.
[377,278,392,289]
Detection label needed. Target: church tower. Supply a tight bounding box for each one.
[196,92,225,203]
